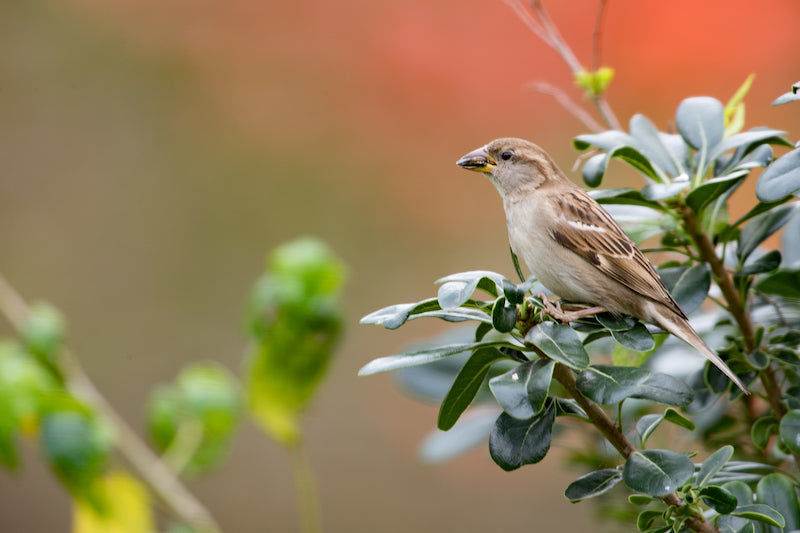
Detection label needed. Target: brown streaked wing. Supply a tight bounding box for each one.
[551,190,686,318]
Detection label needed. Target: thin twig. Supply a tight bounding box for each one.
[592,0,608,72]
[0,272,221,533]
[505,0,622,131]
[527,81,605,132]
[528,0,583,72]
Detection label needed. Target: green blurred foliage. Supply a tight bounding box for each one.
[147,362,241,476]
[245,237,346,445]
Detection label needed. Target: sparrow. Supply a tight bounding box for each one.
[457,137,748,394]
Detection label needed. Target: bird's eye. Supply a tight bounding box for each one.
[500,150,514,161]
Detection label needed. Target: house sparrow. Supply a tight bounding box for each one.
[457,137,748,393]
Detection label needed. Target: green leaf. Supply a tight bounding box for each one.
[564,469,623,502]
[757,269,800,299]
[489,359,553,419]
[629,494,656,505]
[630,373,693,406]
[589,188,665,210]
[553,398,587,419]
[581,153,610,187]
[610,322,655,352]
[676,96,725,151]
[20,302,65,369]
[730,504,786,528]
[718,482,754,532]
[360,299,440,329]
[756,473,800,531]
[736,250,782,277]
[623,449,694,497]
[438,348,509,431]
[641,182,689,201]
[41,411,110,492]
[502,279,529,305]
[663,408,695,431]
[699,485,738,514]
[576,365,650,404]
[685,171,748,214]
[436,271,506,299]
[148,363,241,476]
[636,408,695,448]
[358,341,509,376]
[489,402,556,471]
[574,130,635,151]
[636,414,662,448]
[580,146,660,187]
[738,203,799,261]
[491,297,517,333]
[783,207,800,267]
[419,410,497,464]
[525,322,589,370]
[709,128,789,162]
[629,114,682,177]
[608,146,660,181]
[436,271,510,307]
[772,80,800,106]
[659,264,711,315]
[778,409,800,454]
[756,147,800,202]
[696,445,734,488]
[637,510,665,531]
[596,313,637,331]
[361,299,492,330]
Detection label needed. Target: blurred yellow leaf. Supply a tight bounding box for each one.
[574,67,615,98]
[73,472,152,533]
[724,74,755,137]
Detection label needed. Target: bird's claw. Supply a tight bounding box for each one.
[538,293,606,323]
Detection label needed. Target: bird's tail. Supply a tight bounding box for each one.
[652,308,749,394]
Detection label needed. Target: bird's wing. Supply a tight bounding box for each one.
[549,189,687,319]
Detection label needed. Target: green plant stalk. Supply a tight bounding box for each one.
[552,364,720,533]
[0,273,222,533]
[288,435,321,533]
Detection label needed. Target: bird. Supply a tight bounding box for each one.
[456,137,748,394]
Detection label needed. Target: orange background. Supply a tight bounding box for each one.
[1,0,799,531]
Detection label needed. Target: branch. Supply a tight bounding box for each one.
[679,207,798,461]
[0,273,221,533]
[505,0,622,131]
[553,364,719,533]
[527,81,605,133]
[592,0,608,72]
[553,363,633,458]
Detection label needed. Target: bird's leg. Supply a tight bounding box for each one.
[538,293,606,323]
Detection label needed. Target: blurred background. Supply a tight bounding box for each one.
[1,0,799,531]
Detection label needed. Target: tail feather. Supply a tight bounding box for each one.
[651,307,749,394]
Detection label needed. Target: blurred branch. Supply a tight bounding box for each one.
[0,272,222,533]
[504,0,622,131]
[289,437,321,533]
[527,81,605,133]
[592,0,608,72]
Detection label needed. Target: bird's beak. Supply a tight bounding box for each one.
[456,146,496,173]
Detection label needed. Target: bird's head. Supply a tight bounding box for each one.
[456,137,563,198]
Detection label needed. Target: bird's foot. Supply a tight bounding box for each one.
[538,293,606,323]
